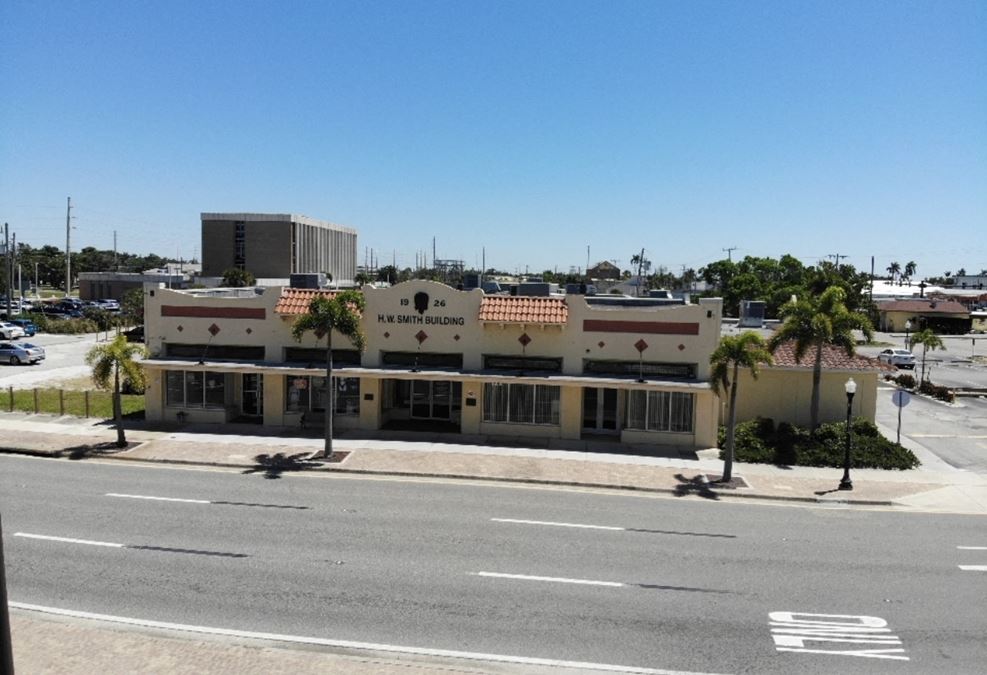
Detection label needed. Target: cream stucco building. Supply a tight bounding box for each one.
[141,280,723,451]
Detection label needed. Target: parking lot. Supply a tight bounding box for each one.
[0,332,101,389]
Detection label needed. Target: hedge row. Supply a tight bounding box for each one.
[719,417,920,470]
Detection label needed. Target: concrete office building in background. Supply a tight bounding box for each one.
[201,213,357,285]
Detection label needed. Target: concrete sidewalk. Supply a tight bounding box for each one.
[2,412,986,514]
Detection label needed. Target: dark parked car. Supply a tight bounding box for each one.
[9,319,37,336]
[123,325,145,343]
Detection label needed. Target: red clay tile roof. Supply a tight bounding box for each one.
[879,299,969,315]
[274,288,343,315]
[478,296,568,324]
[770,341,894,372]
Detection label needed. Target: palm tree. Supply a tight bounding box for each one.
[910,328,944,383]
[710,332,774,482]
[903,261,917,284]
[291,291,366,458]
[769,287,874,432]
[886,262,901,284]
[86,335,147,447]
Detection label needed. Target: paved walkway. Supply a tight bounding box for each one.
[2,412,986,513]
[3,411,986,674]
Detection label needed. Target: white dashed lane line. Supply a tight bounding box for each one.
[14,533,124,548]
[491,518,624,531]
[105,492,309,510]
[957,545,987,571]
[14,532,247,558]
[473,572,625,587]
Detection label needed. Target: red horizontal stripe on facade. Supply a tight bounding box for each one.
[582,319,699,335]
[161,306,266,319]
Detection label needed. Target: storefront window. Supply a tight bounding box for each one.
[166,371,227,409]
[285,376,360,415]
[483,383,560,426]
[166,371,185,406]
[626,391,694,432]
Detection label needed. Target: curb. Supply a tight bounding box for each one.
[96,451,895,507]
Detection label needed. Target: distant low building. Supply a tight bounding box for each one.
[78,271,187,301]
[878,299,971,334]
[587,260,621,281]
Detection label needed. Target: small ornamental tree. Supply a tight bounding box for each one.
[221,268,256,288]
[910,328,944,383]
[710,332,774,482]
[291,291,366,458]
[769,287,874,432]
[86,335,147,447]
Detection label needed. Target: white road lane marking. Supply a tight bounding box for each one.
[9,602,725,675]
[474,572,625,587]
[956,546,987,550]
[106,493,210,504]
[958,565,987,571]
[491,517,624,530]
[14,533,124,548]
[769,612,908,661]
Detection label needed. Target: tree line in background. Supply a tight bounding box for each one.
[2,243,190,293]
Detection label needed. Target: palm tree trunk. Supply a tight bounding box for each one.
[810,342,823,432]
[324,332,334,459]
[723,363,739,483]
[921,344,928,382]
[113,364,126,447]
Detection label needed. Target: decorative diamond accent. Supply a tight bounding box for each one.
[245,327,253,335]
[383,332,390,339]
[518,333,531,347]
[635,339,649,353]
[678,343,686,351]
[454,334,460,341]
[415,330,428,344]
[598,341,605,348]
[176,325,184,332]
[208,323,221,336]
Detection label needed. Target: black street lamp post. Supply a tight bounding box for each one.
[839,377,857,491]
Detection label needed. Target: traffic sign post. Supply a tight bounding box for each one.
[892,389,911,445]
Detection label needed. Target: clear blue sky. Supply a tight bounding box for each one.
[2,0,984,278]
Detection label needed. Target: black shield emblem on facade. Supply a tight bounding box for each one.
[414,292,429,314]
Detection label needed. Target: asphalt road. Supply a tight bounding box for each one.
[2,456,985,674]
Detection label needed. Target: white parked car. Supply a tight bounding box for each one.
[878,348,916,369]
[0,341,45,365]
[0,321,26,339]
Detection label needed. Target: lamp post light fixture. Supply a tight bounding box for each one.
[839,377,857,491]
[905,319,912,350]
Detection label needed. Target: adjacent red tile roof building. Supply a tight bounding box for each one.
[770,341,894,372]
[274,289,342,315]
[478,296,568,324]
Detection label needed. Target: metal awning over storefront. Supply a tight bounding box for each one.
[140,358,712,393]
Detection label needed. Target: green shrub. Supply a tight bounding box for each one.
[918,381,954,403]
[82,307,117,331]
[719,417,920,470]
[28,313,99,334]
[890,373,916,389]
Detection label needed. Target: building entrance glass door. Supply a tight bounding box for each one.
[411,380,459,420]
[582,387,619,434]
[241,374,264,418]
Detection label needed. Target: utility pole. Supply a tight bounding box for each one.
[722,246,737,262]
[65,196,72,296]
[828,253,845,267]
[4,223,11,319]
[114,230,118,271]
